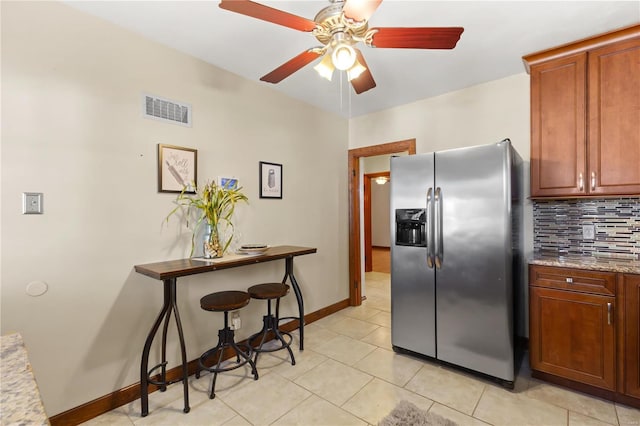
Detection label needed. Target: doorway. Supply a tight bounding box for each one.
[348,139,416,305]
[364,171,390,273]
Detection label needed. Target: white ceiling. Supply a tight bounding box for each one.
[64,1,639,118]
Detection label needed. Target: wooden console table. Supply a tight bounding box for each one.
[134,245,317,417]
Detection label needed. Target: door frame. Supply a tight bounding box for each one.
[364,171,390,272]
[348,139,416,305]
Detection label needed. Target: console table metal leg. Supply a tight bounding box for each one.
[169,280,190,413]
[283,256,304,350]
[140,278,190,417]
[140,280,171,417]
[160,303,171,392]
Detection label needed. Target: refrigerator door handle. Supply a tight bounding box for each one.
[426,187,434,268]
[434,187,443,269]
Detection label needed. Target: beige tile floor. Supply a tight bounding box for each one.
[84,272,640,426]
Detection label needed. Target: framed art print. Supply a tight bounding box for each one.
[259,161,282,199]
[218,176,238,190]
[158,144,197,193]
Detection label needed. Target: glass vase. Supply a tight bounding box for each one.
[203,223,222,259]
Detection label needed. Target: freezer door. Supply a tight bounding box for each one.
[390,153,436,358]
[435,141,514,382]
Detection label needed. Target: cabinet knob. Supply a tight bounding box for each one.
[591,171,597,190]
[566,277,573,283]
[607,302,612,325]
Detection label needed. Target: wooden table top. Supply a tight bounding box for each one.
[134,245,317,281]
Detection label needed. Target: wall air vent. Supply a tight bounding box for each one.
[142,93,192,127]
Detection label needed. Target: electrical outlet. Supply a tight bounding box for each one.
[231,311,241,330]
[583,224,595,240]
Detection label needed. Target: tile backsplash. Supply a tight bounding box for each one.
[533,197,640,259]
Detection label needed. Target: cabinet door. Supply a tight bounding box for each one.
[530,53,587,197]
[621,274,640,398]
[588,37,640,195]
[530,286,615,390]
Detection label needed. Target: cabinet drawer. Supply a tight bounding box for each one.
[529,265,616,296]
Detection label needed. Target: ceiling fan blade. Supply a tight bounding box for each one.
[351,49,376,94]
[342,0,383,24]
[219,0,317,32]
[368,27,464,49]
[260,49,323,84]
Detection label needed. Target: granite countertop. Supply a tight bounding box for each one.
[1,332,49,425]
[529,253,640,274]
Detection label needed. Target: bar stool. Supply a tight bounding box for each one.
[195,291,258,399]
[247,283,296,366]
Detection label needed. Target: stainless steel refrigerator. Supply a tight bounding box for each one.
[390,139,523,386]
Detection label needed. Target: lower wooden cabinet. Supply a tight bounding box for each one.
[529,265,640,408]
[620,274,640,399]
[530,274,616,390]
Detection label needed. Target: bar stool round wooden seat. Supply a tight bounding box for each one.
[247,283,296,366]
[195,290,258,399]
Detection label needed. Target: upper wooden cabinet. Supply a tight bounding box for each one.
[524,25,640,198]
[588,39,640,196]
[529,53,587,197]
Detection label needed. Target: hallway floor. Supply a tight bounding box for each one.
[84,272,639,425]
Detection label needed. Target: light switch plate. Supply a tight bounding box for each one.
[583,224,595,240]
[23,192,43,214]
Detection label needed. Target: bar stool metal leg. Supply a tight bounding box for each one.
[248,296,296,366]
[197,311,258,399]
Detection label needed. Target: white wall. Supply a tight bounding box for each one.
[371,183,390,248]
[362,154,393,174]
[349,73,533,338]
[1,2,349,416]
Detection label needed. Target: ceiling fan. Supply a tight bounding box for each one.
[219,0,464,94]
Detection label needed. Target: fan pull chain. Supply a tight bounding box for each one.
[338,71,352,116]
[348,75,352,117]
[339,71,344,111]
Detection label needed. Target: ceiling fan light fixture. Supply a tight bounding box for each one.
[332,43,356,70]
[347,59,366,81]
[220,0,463,94]
[313,53,335,81]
